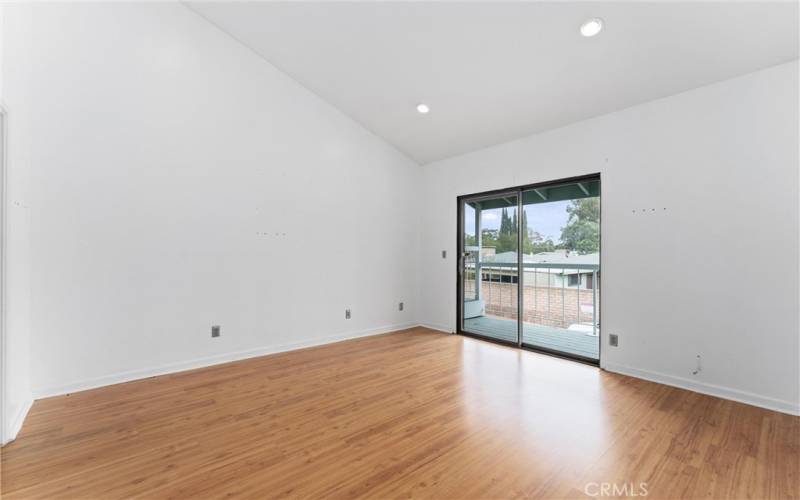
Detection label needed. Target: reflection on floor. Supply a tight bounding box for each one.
[464,315,599,360]
[4,329,797,498]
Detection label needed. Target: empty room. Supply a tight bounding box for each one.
[1,1,798,499]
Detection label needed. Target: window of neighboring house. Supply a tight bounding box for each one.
[481,272,506,283]
[568,274,580,287]
[586,273,593,290]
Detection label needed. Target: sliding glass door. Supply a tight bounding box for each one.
[519,180,600,361]
[458,176,601,363]
[460,191,520,345]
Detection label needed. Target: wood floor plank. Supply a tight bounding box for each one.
[1,327,797,499]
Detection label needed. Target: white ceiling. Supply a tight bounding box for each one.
[188,1,799,165]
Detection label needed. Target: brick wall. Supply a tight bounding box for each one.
[464,279,598,328]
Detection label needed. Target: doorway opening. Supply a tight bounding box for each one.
[457,174,601,364]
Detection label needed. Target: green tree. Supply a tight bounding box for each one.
[511,210,517,236]
[520,210,529,251]
[560,198,600,253]
[499,208,511,236]
[524,229,556,254]
[481,230,497,250]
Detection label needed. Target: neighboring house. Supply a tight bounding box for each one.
[473,249,599,289]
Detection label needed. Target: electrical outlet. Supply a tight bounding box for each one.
[345,309,351,319]
[609,334,618,347]
[211,325,221,338]
[441,250,447,259]
[399,302,404,311]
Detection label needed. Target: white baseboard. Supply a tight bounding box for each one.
[604,362,800,416]
[34,322,418,400]
[418,322,453,334]
[2,397,33,446]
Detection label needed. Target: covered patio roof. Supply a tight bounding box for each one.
[467,178,599,210]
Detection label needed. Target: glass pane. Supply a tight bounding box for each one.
[519,189,600,361]
[462,194,519,344]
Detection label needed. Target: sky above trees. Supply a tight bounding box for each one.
[465,200,569,242]
[464,197,599,255]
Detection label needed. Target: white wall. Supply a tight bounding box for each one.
[419,61,799,415]
[1,3,35,444]
[21,2,421,397]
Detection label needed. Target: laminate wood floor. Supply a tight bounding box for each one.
[1,327,798,499]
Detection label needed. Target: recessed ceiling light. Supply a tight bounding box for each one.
[580,18,603,37]
[416,103,430,114]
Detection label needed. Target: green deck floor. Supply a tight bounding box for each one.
[463,316,599,360]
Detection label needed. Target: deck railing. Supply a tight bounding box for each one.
[464,262,599,334]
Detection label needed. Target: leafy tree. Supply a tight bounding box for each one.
[525,229,556,254]
[520,210,530,251]
[511,210,517,236]
[467,198,599,256]
[499,208,512,237]
[559,198,600,253]
[566,196,599,222]
[490,207,515,253]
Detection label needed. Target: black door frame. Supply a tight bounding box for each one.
[456,173,602,366]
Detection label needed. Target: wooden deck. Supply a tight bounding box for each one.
[464,315,600,360]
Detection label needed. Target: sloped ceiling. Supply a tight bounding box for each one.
[188,2,799,164]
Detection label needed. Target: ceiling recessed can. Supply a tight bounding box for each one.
[580,18,603,37]
[416,103,430,114]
